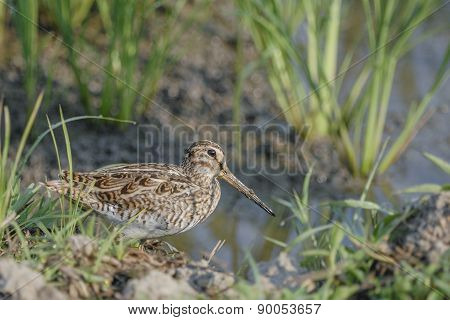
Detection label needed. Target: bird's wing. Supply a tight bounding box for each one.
[94,163,184,176]
[59,165,201,222]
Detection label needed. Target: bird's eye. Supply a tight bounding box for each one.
[207,149,216,157]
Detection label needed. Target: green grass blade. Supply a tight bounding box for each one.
[423,152,450,175]
[331,199,394,215]
[13,0,39,105]
[286,224,333,251]
[20,115,135,170]
[379,43,450,173]
[400,183,443,194]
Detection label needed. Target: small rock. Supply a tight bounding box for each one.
[182,261,235,293]
[389,191,450,264]
[254,252,306,291]
[122,270,196,299]
[0,258,67,299]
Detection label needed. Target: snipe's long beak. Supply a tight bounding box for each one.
[220,166,275,217]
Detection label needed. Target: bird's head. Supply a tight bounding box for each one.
[182,140,274,217]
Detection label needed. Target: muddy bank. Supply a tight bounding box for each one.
[1,192,448,299]
[0,235,235,299]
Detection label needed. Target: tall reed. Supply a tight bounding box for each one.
[237,0,449,177]
[47,0,199,121]
[0,1,6,55]
[97,0,186,120]
[47,0,93,114]
[12,0,39,105]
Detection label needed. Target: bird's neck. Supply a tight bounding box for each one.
[182,162,216,188]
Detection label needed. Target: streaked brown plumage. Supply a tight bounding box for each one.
[43,140,274,239]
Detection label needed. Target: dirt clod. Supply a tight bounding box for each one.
[0,258,67,299]
[389,191,450,264]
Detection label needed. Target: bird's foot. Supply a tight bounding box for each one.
[140,239,179,254]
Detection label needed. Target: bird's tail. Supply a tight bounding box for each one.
[40,179,69,195]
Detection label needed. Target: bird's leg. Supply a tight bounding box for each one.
[139,239,161,251]
[160,241,179,254]
[139,239,179,254]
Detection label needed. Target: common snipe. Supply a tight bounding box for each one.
[43,140,274,239]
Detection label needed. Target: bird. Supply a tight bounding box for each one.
[43,140,275,239]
